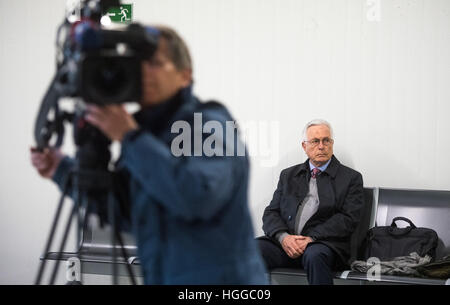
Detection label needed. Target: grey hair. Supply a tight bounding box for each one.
[153,25,192,71]
[302,119,334,141]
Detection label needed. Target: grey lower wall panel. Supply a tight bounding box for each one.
[80,261,143,285]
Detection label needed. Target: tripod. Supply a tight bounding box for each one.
[34,167,137,285]
[34,126,137,285]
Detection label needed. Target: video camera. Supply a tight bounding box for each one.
[34,1,157,285]
[34,0,158,150]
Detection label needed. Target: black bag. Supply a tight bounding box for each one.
[364,217,439,261]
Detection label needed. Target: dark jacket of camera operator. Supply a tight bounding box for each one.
[46,26,268,284]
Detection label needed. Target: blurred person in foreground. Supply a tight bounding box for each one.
[31,25,267,285]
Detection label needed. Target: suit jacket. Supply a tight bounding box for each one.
[261,155,364,265]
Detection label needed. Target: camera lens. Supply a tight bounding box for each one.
[81,53,141,104]
[93,59,128,98]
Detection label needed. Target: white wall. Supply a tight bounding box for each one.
[1,0,449,284]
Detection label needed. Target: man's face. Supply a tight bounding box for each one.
[141,38,191,106]
[302,125,334,167]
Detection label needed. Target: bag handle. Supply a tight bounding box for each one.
[390,217,417,229]
[388,217,417,236]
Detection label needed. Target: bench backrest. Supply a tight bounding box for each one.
[80,221,138,257]
[349,187,375,264]
[375,188,450,259]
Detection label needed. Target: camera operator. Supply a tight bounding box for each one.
[30,25,267,284]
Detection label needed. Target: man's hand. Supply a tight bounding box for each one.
[296,236,314,252]
[281,235,314,259]
[85,105,139,142]
[30,147,65,179]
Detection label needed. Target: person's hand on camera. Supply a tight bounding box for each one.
[30,147,65,179]
[85,105,139,142]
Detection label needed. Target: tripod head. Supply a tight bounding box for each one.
[73,110,111,172]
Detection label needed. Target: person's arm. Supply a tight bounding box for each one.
[276,232,289,244]
[83,103,242,223]
[262,171,290,238]
[51,155,75,191]
[120,128,243,222]
[307,172,364,240]
[262,170,315,258]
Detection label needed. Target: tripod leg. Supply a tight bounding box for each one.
[49,199,78,285]
[108,191,118,285]
[114,229,137,285]
[73,194,90,284]
[34,174,71,285]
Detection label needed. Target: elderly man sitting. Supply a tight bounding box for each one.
[258,119,364,285]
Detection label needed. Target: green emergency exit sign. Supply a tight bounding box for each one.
[106,4,133,23]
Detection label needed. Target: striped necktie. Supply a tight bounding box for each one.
[311,168,321,179]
